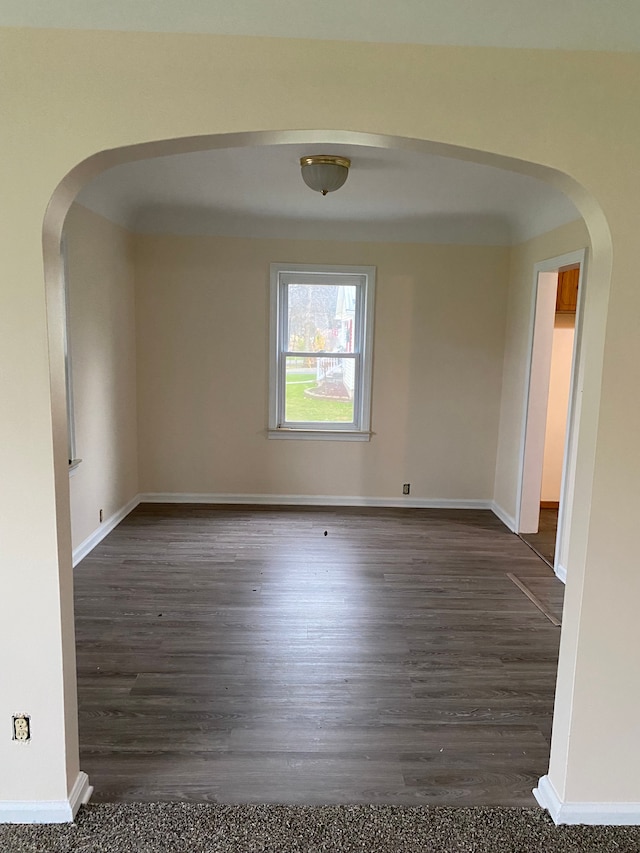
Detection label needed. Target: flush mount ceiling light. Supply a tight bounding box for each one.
[300,155,351,196]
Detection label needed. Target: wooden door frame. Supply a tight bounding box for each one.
[515,248,588,583]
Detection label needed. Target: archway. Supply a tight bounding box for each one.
[42,129,612,817]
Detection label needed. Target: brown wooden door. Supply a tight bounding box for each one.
[556,267,579,312]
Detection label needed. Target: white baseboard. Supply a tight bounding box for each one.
[139,492,494,510]
[72,496,140,566]
[69,771,93,818]
[533,775,565,823]
[491,501,516,531]
[0,771,92,824]
[71,493,509,566]
[534,775,640,825]
[555,562,567,584]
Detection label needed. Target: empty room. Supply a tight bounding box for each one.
[64,140,579,804]
[3,8,640,849]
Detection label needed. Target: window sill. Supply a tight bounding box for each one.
[268,429,371,442]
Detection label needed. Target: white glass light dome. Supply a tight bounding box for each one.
[300,155,351,195]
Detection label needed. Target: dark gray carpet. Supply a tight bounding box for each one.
[2,804,640,853]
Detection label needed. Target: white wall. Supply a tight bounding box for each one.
[61,215,587,517]
[134,233,510,501]
[518,271,558,534]
[64,204,139,553]
[3,25,640,818]
[541,313,575,503]
[493,220,590,525]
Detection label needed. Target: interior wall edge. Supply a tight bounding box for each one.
[534,775,640,826]
[490,500,516,531]
[137,492,495,510]
[0,771,91,826]
[72,496,140,567]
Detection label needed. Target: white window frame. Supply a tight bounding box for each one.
[269,263,375,441]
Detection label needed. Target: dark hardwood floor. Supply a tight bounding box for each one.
[519,508,559,567]
[74,504,564,806]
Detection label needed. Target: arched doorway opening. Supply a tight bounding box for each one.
[43,129,612,814]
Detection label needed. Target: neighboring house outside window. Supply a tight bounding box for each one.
[269,263,376,440]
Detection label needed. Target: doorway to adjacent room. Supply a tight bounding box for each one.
[517,251,586,581]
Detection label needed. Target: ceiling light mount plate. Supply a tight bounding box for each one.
[300,155,351,195]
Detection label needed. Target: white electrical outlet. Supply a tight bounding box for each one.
[12,714,30,742]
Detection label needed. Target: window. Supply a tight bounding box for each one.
[269,264,375,440]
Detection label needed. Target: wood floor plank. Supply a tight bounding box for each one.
[75,504,564,805]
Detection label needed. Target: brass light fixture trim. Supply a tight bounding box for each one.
[300,155,351,195]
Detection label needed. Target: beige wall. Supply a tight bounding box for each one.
[541,314,575,503]
[135,234,509,500]
[493,219,590,523]
[64,205,139,552]
[2,25,640,816]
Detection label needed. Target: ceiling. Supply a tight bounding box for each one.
[44,3,587,245]
[3,0,640,51]
[76,142,579,246]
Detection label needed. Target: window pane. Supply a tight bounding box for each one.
[287,284,357,353]
[284,356,355,423]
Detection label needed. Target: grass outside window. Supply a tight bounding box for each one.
[284,371,353,423]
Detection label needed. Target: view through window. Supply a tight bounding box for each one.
[269,265,375,438]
